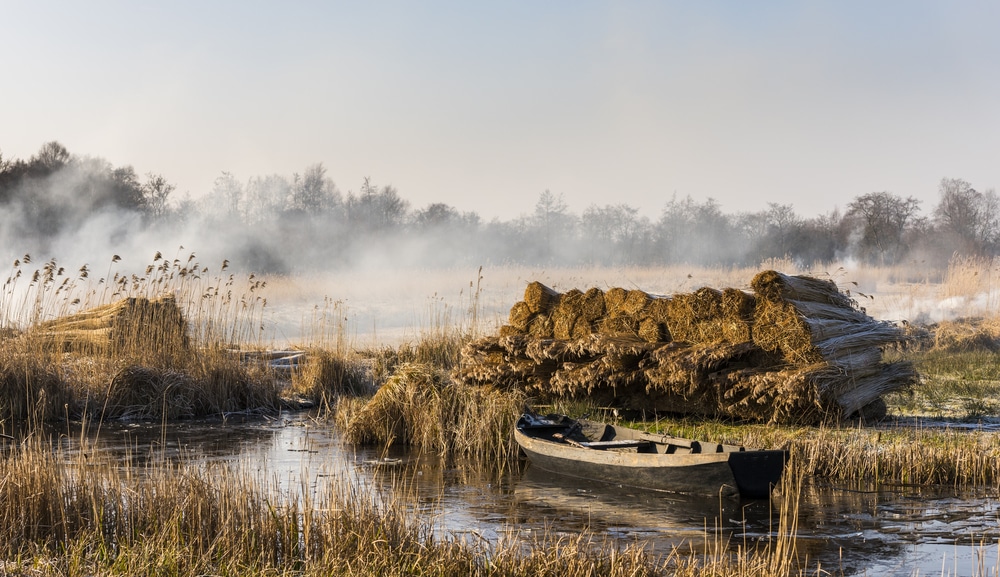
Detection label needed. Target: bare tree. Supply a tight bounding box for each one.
[765,203,801,257]
[933,177,1000,254]
[412,202,460,229]
[846,191,921,265]
[655,194,737,265]
[244,174,291,225]
[581,203,642,264]
[346,177,409,231]
[31,141,70,172]
[209,172,242,219]
[291,163,341,214]
[141,173,175,220]
[533,190,575,261]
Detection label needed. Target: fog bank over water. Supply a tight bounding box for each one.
[1,147,998,341]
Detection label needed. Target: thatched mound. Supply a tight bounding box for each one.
[456,270,917,425]
[34,295,189,358]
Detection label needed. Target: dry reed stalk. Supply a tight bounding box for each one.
[803,317,892,342]
[720,287,756,321]
[645,296,672,325]
[550,359,646,399]
[622,289,651,315]
[497,324,522,338]
[751,269,854,308]
[580,287,606,322]
[822,347,884,375]
[523,281,560,313]
[691,287,723,318]
[552,295,581,340]
[720,319,752,343]
[637,317,666,342]
[346,363,442,448]
[0,348,69,425]
[932,319,1000,352]
[665,292,698,343]
[834,361,919,416]
[524,338,579,364]
[942,254,994,299]
[603,286,628,315]
[567,333,656,359]
[752,299,820,363]
[290,349,373,404]
[507,300,534,332]
[811,323,909,358]
[596,314,639,337]
[720,364,827,424]
[347,362,526,465]
[571,317,594,339]
[527,314,555,338]
[105,365,196,420]
[783,299,870,322]
[644,341,759,399]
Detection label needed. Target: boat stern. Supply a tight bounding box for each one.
[727,450,789,499]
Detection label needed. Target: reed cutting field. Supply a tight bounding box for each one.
[3,252,1000,575]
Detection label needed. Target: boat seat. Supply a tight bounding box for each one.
[578,440,653,450]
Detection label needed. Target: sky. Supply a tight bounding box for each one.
[2,1,999,221]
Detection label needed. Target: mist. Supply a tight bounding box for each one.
[2,141,999,344]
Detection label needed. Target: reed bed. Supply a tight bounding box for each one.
[0,439,820,577]
[0,251,294,424]
[623,414,1000,491]
[289,348,375,410]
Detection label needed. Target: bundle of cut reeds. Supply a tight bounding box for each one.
[455,270,916,424]
[33,295,189,358]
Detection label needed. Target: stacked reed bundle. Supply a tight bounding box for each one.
[455,271,916,424]
[33,295,190,359]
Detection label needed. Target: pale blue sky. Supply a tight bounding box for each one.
[2,1,998,220]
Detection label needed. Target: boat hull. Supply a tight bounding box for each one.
[514,415,786,499]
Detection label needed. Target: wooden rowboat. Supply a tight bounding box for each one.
[514,411,787,499]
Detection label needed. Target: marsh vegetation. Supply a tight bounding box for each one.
[3,253,1000,575]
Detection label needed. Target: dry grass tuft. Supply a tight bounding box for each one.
[0,346,69,428]
[94,359,281,420]
[290,349,374,407]
[343,363,524,467]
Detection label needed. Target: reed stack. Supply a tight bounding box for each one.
[32,294,189,361]
[457,270,916,424]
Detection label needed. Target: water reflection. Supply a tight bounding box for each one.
[47,413,1000,577]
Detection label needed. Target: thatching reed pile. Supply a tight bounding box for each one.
[33,295,189,361]
[456,271,917,424]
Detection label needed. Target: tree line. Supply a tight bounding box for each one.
[1,141,996,272]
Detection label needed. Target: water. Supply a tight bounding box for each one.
[51,413,1000,577]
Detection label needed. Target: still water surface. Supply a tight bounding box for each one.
[54,412,1000,577]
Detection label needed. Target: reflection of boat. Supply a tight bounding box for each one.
[514,412,787,499]
[514,466,751,544]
